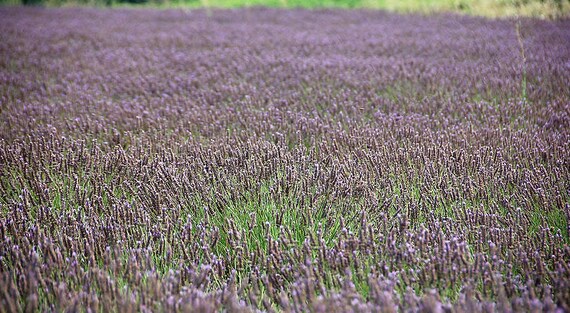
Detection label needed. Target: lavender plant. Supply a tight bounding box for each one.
[0,7,569,312]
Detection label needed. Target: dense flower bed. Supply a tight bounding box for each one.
[1,7,569,312]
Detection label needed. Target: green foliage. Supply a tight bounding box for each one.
[4,0,570,18]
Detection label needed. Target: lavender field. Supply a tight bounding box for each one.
[1,7,570,312]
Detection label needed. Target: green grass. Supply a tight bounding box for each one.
[208,178,360,255]
[2,0,569,18]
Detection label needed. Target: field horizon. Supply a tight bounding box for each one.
[2,0,570,19]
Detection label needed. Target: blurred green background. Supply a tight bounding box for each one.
[3,0,570,19]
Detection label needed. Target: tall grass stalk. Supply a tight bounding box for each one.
[515,19,528,104]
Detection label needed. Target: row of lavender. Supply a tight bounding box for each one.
[1,7,569,312]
